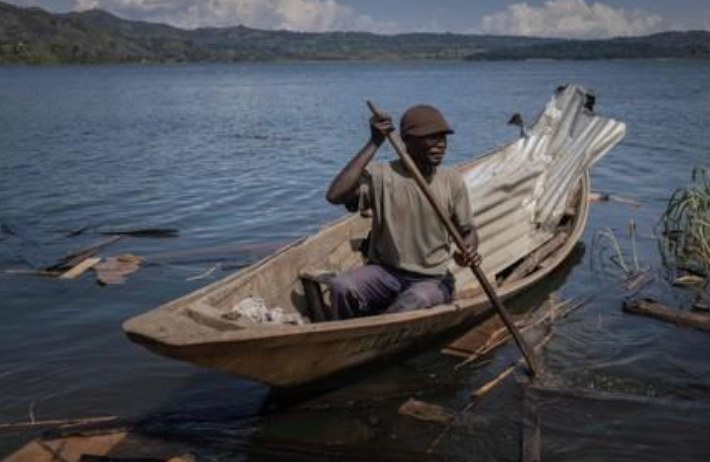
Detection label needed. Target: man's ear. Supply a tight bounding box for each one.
[402,134,413,151]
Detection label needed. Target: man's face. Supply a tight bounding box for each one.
[406,132,448,169]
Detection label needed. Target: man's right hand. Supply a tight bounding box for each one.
[370,114,394,146]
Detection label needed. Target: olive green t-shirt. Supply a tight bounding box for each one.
[358,160,473,276]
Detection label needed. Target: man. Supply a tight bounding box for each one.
[324,104,480,320]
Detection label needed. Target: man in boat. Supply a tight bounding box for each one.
[325,104,480,320]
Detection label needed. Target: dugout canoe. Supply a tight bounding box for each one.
[123,85,626,387]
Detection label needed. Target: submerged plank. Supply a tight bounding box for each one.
[398,399,454,424]
[99,228,178,238]
[623,298,710,332]
[48,236,124,271]
[60,257,102,279]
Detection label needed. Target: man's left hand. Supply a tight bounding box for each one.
[454,245,481,267]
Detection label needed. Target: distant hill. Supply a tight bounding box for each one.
[469,31,710,60]
[1,1,709,64]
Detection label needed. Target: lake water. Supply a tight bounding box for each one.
[1,60,710,460]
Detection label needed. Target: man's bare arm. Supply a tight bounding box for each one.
[325,114,393,205]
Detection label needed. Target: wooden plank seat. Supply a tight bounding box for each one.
[299,267,338,323]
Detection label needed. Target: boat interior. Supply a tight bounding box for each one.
[181,175,586,331]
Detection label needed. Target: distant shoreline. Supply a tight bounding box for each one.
[2,57,708,68]
[1,1,709,65]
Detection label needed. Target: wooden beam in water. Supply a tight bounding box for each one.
[623,298,710,332]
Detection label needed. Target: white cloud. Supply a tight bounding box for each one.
[70,0,400,33]
[476,0,665,39]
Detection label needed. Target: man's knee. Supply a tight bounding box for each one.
[330,274,357,298]
[386,281,450,313]
[386,289,431,313]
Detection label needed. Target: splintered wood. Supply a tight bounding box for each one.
[59,257,102,279]
[398,399,454,424]
[470,331,555,400]
[443,294,591,366]
[95,254,144,285]
[425,329,556,455]
[623,298,710,332]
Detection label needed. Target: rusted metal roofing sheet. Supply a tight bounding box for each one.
[452,84,626,288]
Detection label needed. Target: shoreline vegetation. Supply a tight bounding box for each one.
[1,1,710,65]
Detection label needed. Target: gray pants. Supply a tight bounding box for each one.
[328,264,454,320]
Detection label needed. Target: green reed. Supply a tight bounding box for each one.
[660,166,710,275]
[593,223,641,278]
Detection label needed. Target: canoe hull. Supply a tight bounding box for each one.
[126,174,589,387]
[130,301,486,387]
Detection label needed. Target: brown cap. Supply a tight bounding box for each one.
[400,104,454,137]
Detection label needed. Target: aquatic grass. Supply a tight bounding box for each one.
[659,166,710,275]
[595,227,631,275]
[590,222,643,283]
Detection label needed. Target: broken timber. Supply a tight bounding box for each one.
[503,233,569,286]
[59,257,102,279]
[623,298,710,332]
[47,236,124,272]
[99,228,178,238]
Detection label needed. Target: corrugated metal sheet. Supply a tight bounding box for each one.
[453,85,626,288]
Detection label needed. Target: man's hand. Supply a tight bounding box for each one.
[370,113,394,146]
[454,244,482,267]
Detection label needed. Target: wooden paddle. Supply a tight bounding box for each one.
[367,100,541,377]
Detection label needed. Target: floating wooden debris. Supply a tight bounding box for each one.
[470,330,555,400]
[623,298,710,332]
[95,254,144,285]
[440,311,506,358]
[471,365,517,400]
[397,399,454,425]
[447,294,591,367]
[673,274,705,287]
[426,330,555,454]
[99,228,179,238]
[47,236,124,272]
[624,270,653,291]
[60,257,102,280]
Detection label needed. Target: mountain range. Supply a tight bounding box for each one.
[1,1,709,64]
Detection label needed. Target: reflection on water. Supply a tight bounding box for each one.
[2,60,710,460]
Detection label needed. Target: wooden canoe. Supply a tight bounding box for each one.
[122,173,589,388]
[123,85,623,387]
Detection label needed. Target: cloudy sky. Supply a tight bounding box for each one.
[7,0,710,38]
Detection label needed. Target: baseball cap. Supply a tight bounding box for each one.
[400,104,454,137]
